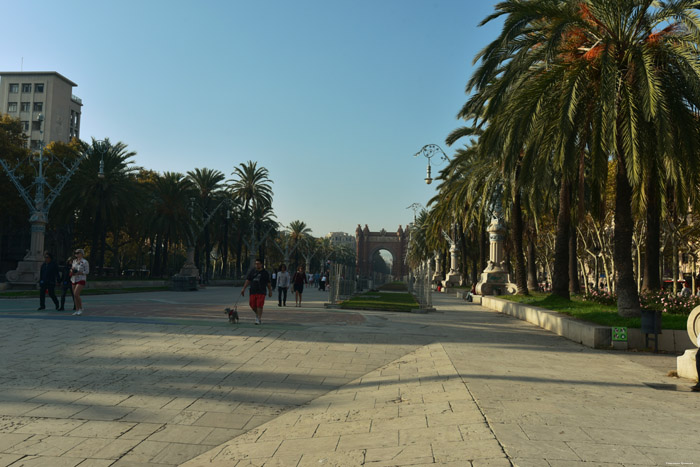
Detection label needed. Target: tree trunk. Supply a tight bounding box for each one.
[672,234,680,295]
[569,226,580,294]
[222,219,229,279]
[614,156,641,317]
[552,179,571,299]
[162,235,169,277]
[527,231,538,290]
[152,235,161,277]
[479,222,487,273]
[642,171,661,292]
[512,190,528,295]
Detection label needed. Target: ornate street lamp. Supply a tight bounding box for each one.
[413,144,449,185]
[0,114,90,285]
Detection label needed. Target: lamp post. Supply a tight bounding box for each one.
[0,114,88,285]
[413,144,449,185]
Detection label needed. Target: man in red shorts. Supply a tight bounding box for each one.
[241,259,273,325]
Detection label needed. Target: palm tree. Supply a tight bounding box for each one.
[187,168,225,281]
[148,172,195,276]
[229,161,273,275]
[469,0,700,316]
[57,138,142,272]
[288,220,312,270]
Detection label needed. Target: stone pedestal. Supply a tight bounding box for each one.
[475,215,517,296]
[677,349,698,381]
[442,244,461,287]
[677,306,700,381]
[432,253,442,283]
[176,246,200,278]
[6,216,47,286]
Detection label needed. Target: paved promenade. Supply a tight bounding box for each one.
[0,286,697,466]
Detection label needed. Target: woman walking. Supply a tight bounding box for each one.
[292,266,308,307]
[276,264,290,307]
[71,249,89,315]
[58,257,75,311]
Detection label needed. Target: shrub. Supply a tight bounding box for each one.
[582,288,700,315]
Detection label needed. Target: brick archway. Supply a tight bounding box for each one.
[355,225,408,278]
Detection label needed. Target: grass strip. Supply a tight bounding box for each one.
[340,291,419,312]
[0,286,170,298]
[500,292,688,330]
[377,282,408,292]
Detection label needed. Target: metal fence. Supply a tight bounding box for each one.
[408,260,432,310]
[328,264,357,305]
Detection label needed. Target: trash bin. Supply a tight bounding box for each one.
[640,309,662,335]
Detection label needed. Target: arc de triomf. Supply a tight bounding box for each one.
[355,225,408,278]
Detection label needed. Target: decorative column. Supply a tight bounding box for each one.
[432,252,442,283]
[475,214,517,295]
[443,242,462,286]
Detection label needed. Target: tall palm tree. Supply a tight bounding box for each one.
[187,168,225,281]
[229,161,273,275]
[148,172,195,276]
[289,220,312,270]
[57,138,142,271]
[469,0,700,316]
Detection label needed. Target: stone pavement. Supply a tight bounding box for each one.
[0,287,698,466]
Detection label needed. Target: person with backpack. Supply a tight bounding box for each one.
[241,259,273,325]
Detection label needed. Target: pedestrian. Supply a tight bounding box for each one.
[71,248,89,316]
[292,266,308,307]
[38,252,60,310]
[58,258,75,311]
[314,271,320,288]
[680,282,692,298]
[271,268,277,291]
[276,264,290,307]
[320,271,327,291]
[241,258,272,325]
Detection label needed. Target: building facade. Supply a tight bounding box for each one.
[326,232,356,250]
[0,71,82,147]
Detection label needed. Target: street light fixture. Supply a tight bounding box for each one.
[413,144,449,184]
[0,114,94,284]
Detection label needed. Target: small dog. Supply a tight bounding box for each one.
[224,307,239,324]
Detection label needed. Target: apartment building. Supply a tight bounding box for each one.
[326,232,356,250]
[0,71,82,148]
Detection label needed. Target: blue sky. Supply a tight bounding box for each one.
[2,0,503,237]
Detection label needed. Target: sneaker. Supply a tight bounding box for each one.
[72,310,82,316]
[37,306,45,310]
[255,318,260,325]
[692,384,700,392]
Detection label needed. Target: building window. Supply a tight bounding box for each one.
[21,121,29,131]
[33,102,43,111]
[34,83,44,93]
[20,102,30,112]
[22,83,31,93]
[7,102,17,112]
[32,120,42,131]
[9,83,19,93]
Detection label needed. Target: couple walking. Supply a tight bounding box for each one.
[38,249,89,315]
[272,264,308,307]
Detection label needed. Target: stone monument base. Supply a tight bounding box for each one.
[475,271,517,296]
[5,260,42,286]
[677,348,698,381]
[442,272,461,289]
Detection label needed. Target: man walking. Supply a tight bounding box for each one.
[38,252,60,310]
[241,259,273,325]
